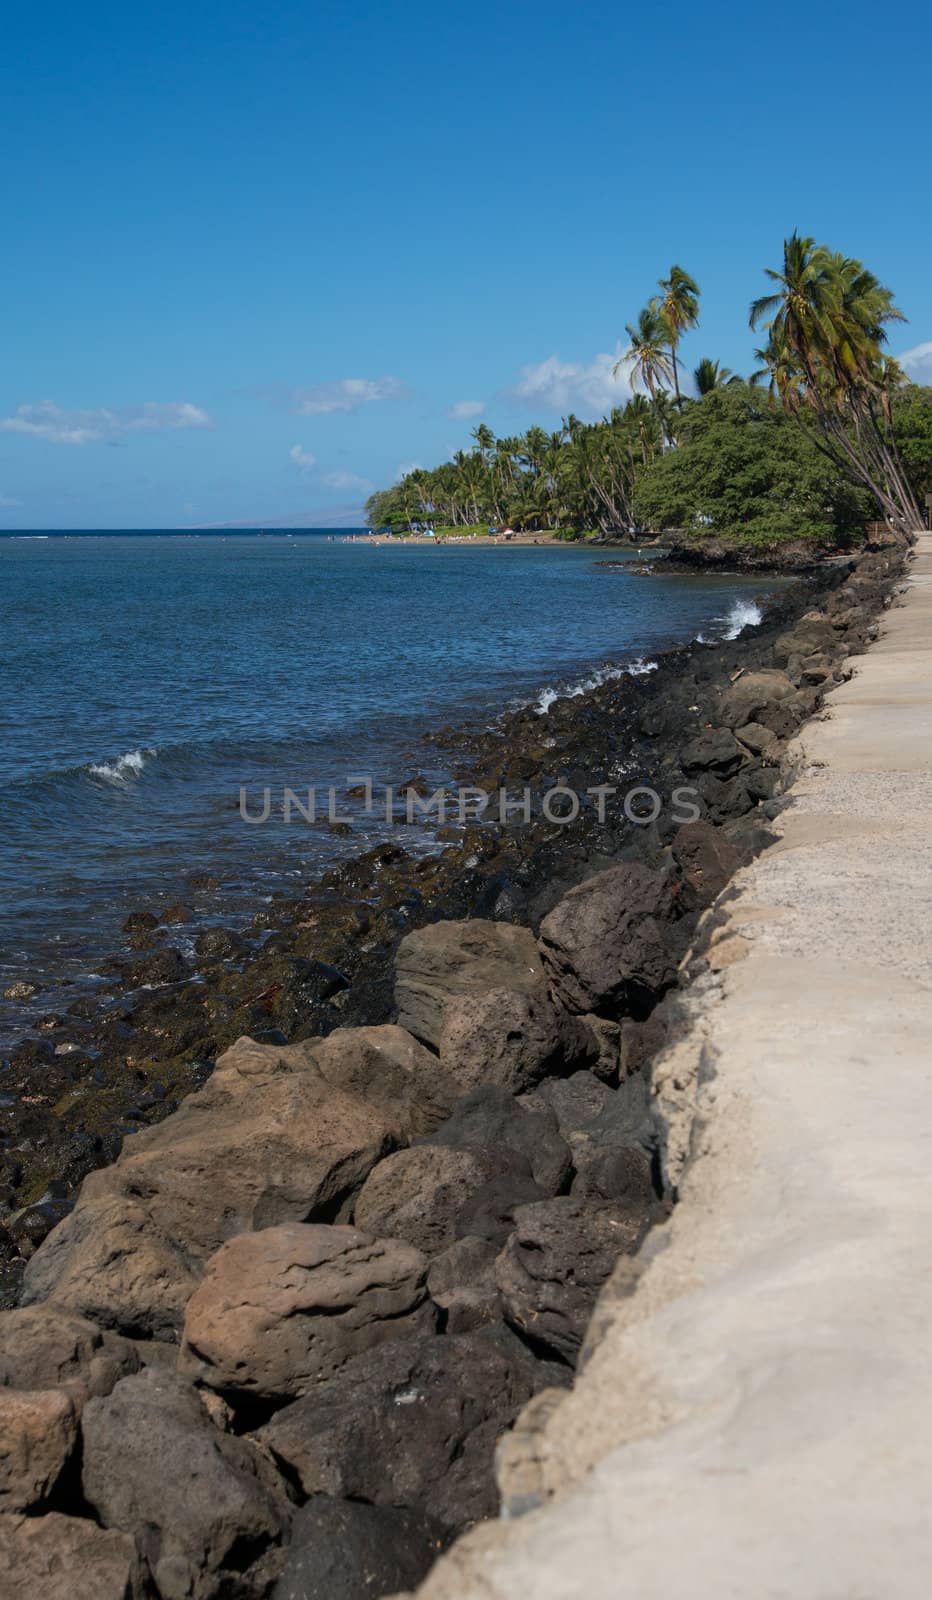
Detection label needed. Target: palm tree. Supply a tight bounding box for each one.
[693,358,739,395]
[615,306,674,402]
[655,265,700,403]
[750,233,921,536]
[470,422,495,461]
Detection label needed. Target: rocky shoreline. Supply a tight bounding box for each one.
[0,543,905,1599]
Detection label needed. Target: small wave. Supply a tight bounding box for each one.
[721,599,762,640]
[533,657,658,715]
[87,747,156,784]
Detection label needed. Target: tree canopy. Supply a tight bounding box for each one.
[750,234,921,535]
[631,383,870,552]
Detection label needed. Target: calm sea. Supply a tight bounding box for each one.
[0,531,769,1039]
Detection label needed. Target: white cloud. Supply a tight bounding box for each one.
[0,400,213,446]
[447,399,486,420]
[0,492,21,507]
[289,444,317,471]
[289,377,409,416]
[510,348,632,419]
[322,470,373,492]
[396,460,422,479]
[899,340,932,381]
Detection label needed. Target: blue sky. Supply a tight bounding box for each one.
[2,0,931,528]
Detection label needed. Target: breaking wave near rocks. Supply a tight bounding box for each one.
[533,657,659,716]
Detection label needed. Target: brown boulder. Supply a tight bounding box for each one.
[436,985,588,1096]
[354,1144,533,1256]
[306,1023,454,1139]
[179,1224,434,1400]
[718,668,796,729]
[671,819,741,906]
[21,1193,201,1341]
[0,1305,139,1399]
[0,1512,144,1600]
[0,1388,77,1510]
[394,919,545,1048]
[23,1037,395,1338]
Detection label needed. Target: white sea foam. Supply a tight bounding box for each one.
[721,599,763,640]
[533,657,658,715]
[88,747,155,783]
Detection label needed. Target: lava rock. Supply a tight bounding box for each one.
[496,1197,646,1363]
[0,1305,139,1398]
[193,926,247,963]
[718,668,796,729]
[179,1223,435,1400]
[735,720,777,757]
[271,1496,444,1600]
[394,919,545,1048]
[20,1192,202,1342]
[8,1200,73,1259]
[82,1368,292,1600]
[23,1037,396,1337]
[2,981,39,1001]
[671,819,741,907]
[539,863,679,1016]
[0,1512,145,1600]
[427,1235,503,1332]
[527,1070,653,1158]
[354,1144,525,1256]
[679,726,746,777]
[570,1143,655,1205]
[423,1085,572,1195]
[258,1325,566,1532]
[436,985,590,1095]
[306,1023,456,1140]
[121,946,187,989]
[0,1387,78,1510]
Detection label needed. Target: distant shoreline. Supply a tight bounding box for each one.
[350,531,641,549]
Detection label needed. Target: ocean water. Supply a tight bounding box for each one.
[0,532,770,1039]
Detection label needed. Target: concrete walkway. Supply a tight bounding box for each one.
[413,536,932,1599]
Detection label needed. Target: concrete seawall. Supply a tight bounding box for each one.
[412,533,932,1599]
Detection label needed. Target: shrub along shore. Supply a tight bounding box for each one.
[0,539,907,1597]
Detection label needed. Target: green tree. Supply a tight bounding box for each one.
[616,306,674,401]
[655,265,700,403]
[632,383,869,552]
[890,384,932,505]
[693,357,738,395]
[750,234,921,537]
